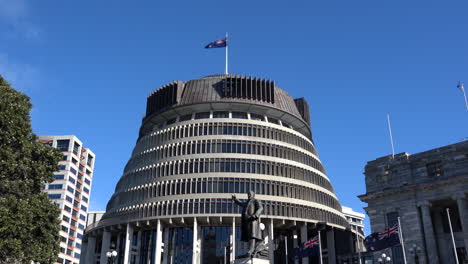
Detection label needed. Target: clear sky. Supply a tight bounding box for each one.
[1,0,467,234]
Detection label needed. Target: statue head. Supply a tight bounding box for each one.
[248,191,255,199]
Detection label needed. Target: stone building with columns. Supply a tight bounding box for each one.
[79,74,358,264]
[359,140,468,264]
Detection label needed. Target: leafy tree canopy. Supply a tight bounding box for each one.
[0,75,62,263]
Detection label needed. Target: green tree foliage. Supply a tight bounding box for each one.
[0,75,62,263]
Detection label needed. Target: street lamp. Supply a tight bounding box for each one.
[377,253,391,264]
[409,244,421,264]
[106,250,117,264]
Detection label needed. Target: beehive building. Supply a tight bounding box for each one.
[81,75,351,264]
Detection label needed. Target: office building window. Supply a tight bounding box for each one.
[87,155,94,167]
[83,187,89,194]
[48,194,61,199]
[68,176,75,184]
[70,167,77,175]
[49,184,63,190]
[67,186,74,193]
[56,140,70,152]
[54,174,65,180]
[58,165,66,171]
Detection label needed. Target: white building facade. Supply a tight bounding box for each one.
[39,135,95,264]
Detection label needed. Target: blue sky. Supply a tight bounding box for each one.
[1,0,467,234]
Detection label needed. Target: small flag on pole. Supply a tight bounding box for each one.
[458,81,465,92]
[205,38,227,49]
[457,81,468,111]
[364,224,401,252]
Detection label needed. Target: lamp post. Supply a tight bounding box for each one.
[409,244,421,264]
[106,250,117,264]
[377,253,392,264]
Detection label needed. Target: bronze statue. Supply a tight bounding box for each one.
[232,191,265,257]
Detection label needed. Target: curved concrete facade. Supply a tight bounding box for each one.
[82,75,350,264]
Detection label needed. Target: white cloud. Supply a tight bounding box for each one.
[0,0,42,40]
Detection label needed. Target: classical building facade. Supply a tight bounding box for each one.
[359,141,468,264]
[39,135,96,264]
[81,75,354,264]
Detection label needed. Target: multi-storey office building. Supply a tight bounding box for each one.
[39,135,95,264]
[359,141,468,264]
[342,206,365,251]
[81,75,352,264]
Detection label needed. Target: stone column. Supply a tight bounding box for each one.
[418,201,440,264]
[230,218,236,263]
[326,229,336,264]
[300,223,308,264]
[153,220,163,264]
[100,230,111,264]
[123,224,134,264]
[268,219,275,264]
[85,235,96,264]
[192,218,200,264]
[453,193,468,258]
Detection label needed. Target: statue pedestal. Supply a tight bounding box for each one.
[234,257,270,264]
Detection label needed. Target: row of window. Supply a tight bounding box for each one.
[107,198,347,228]
[63,205,87,221]
[127,139,324,174]
[116,158,332,195]
[55,139,94,167]
[163,111,288,128]
[116,177,341,211]
[134,122,317,161]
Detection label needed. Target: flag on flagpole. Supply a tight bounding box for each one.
[364,224,401,252]
[205,38,227,48]
[457,81,465,92]
[292,235,320,260]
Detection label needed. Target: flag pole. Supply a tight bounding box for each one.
[397,217,408,264]
[446,208,460,264]
[387,113,395,159]
[225,32,228,74]
[318,231,323,264]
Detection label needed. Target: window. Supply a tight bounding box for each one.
[179,114,192,121]
[67,186,74,193]
[61,225,68,232]
[49,184,63,190]
[82,196,88,203]
[68,176,76,184]
[250,113,264,121]
[74,253,80,259]
[86,169,92,176]
[73,142,80,155]
[427,161,443,177]
[72,158,78,165]
[84,178,91,185]
[58,165,66,171]
[62,215,70,222]
[81,205,87,211]
[53,174,65,180]
[56,140,70,152]
[64,205,71,212]
[87,155,94,167]
[78,224,85,230]
[213,111,229,118]
[77,233,83,239]
[232,112,248,119]
[83,187,89,194]
[48,194,61,199]
[70,167,77,175]
[79,164,84,172]
[62,155,68,161]
[79,214,86,221]
[195,112,210,119]
[268,117,279,125]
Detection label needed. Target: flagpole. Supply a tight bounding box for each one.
[446,208,460,264]
[397,217,407,264]
[318,230,323,264]
[463,87,468,112]
[225,32,228,74]
[387,113,395,159]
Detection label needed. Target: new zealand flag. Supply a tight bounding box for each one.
[364,224,400,252]
[292,236,320,260]
[205,38,227,48]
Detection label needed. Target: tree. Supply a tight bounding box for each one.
[0,75,62,263]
